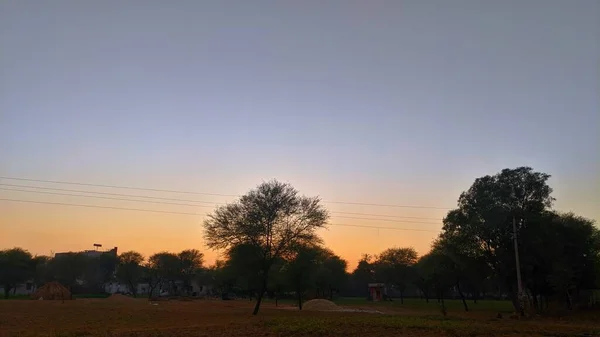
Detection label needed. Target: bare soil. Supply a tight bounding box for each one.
[0,298,598,337]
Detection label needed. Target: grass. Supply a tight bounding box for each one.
[0,297,598,337]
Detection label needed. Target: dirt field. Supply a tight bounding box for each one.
[1,298,599,337]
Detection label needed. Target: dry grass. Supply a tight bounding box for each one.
[0,298,599,337]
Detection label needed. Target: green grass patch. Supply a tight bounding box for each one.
[0,294,30,300]
[72,293,110,299]
[335,297,515,312]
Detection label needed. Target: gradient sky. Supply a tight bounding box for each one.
[1,1,598,269]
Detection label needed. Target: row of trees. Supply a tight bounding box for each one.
[2,168,599,315]
[0,248,204,299]
[347,168,600,314]
[209,242,348,308]
[0,249,119,298]
[200,171,599,315]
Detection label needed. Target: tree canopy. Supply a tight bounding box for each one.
[203,180,329,314]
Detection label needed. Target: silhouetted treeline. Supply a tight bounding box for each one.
[2,168,599,315]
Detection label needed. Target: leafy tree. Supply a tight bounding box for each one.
[414,254,435,303]
[315,249,348,299]
[178,249,204,295]
[116,251,144,297]
[415,251,454,305]
[267,258,287,306]
[223,243,263,299]
[374,247,417,303]
[441,167,554,311]
[0,248,33,298]
[284,243,322,310]
[349,254,376,298]
[519,211,599,311]
[82,253,118,291]
[31,255,52,287]
[203,180,329,315]
[147,252,179,295]
[210,260,236,297]
[49,252,87,292]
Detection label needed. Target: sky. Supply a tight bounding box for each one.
[1,1,598,269]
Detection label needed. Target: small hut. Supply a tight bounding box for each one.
[368,283,386,301]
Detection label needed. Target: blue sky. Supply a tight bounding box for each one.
[1,1,598,264]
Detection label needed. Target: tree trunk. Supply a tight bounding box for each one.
[128,281,137,298]
[456,282,469,312]
[3,285,10,299]
[566,289,573,310]
[531,291,539,313]
[329,287,333,300]
[252,275,268,315]
[400,290,404,304]
[297,288,303,310]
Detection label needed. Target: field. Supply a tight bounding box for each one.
[1,297,599,337]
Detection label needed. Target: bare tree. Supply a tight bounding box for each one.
[203,180,329,315]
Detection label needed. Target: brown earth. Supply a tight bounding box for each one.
[0,299,599,337]
[107,293,138,302]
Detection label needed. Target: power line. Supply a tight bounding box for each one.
[0,187,216,209]
[0,198,440,233]
[332,215,439,225]
[0,176,238,197]
[0,198,207,216]
[0,188,441,225]
[0,176,452,210]
[0,183,222,205]
[0,183,444,221]
[328,223,437,232]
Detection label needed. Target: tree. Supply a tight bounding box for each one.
[267,258,287,306]
[82,253,118,292]
[414,254,435,303]
[147,252,179,296]
[0,248,33,298]
[210,260,236,298]
[518,211,600,311]
[178,249,204,296]
[349,254,376,298]
[203,180,329,315]
[31,255,52,288]
[284,243,322,310]
[374,247,418,303]
[49,252,88,293]
[441,167,554,311]
[116,251,144,297]
[315,249,348,299]
[223,243,264,299]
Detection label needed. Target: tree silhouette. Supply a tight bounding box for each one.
[203,180,329,315]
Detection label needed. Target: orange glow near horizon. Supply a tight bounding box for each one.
[0,199,442,270]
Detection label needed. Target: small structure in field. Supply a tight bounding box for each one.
[368,283,386,301]
[31,282,71,300]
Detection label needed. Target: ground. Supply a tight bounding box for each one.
[0,297,598,337]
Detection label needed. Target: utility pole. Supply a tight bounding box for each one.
[512,215,524,315]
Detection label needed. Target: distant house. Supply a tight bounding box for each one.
[0,281,36,296]
[104,279,213,297]
[55,247,118,259]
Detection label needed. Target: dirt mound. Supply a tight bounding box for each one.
[302,299,340,311]
[31,282,71,300]
[107,294,136,301]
